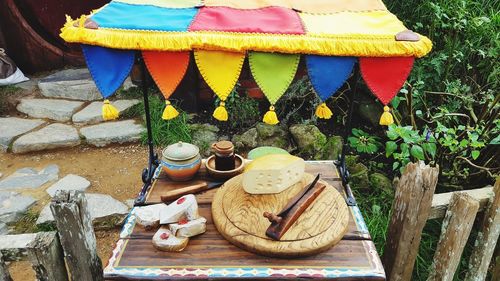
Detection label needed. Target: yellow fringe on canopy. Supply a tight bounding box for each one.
[60,19,432,58]
[263,106,279,125]
[379,106,394,125]
[162,100,179,120]
[102,99,119,121]
[315,103,333,119]
[213,101,228,121]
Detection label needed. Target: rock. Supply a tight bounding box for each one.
[370,172,393,193]
[36,193,130,228]
[290,124,327,159]
[80,120,144,147]
[0,117,46,152]
[232,128,258,151]
[189,123,219,157]
[124,199,135,209]
[357,91,383,127]
[0,191,36,223]
[122,77,136,91]
[349,162,370,190]
[72,99,141,124]
[45,174,91,197]
[255,123,289,149]
[0,165,59,190]
[17,98,84,122]
[322,135,343,160]
[0,222,8,234]
[38,68,102,101]
[16,78,38,91]
[12,124,81,153]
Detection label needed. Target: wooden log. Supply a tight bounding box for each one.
[427,192,479,281]
[464,179,500,281]
[50,190,103,281]
[492,250,500,281]
[430,186,493,219]
[383,162,439,281]
[0,233,37,261]
[0,252,12,281]
[27,231,69,281]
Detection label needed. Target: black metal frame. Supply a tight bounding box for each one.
[134,55,359,206]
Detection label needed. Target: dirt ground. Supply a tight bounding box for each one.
[0,144,152,280]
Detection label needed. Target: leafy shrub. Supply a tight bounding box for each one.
[348,128,382,154]
[215,85,260,130]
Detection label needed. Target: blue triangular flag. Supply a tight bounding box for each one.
[306,55,356,101]
[82,45,135,98]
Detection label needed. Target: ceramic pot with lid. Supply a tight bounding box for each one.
[161,142,201,181]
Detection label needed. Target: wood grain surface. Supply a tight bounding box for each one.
[212,173,349,257]
[146,162,369,240]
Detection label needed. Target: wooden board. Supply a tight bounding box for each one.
[212,173,349,257]
[145,161,370,240]
[104,205,385,280]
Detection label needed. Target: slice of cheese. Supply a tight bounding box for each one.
[159,194,199,224]
[133,203,167,230]
[169,217,207,238]
[152,226,189,252]
[243,154,305,194]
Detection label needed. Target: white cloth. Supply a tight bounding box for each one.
[0,67,29,86]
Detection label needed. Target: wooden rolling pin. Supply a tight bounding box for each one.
[161,181,223,202]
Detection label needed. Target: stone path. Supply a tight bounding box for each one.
[0,165,131,233]
[1,68,144,153]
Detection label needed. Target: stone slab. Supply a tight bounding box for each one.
[38,68,102,101]
[0,191,36,223]
[17,98,84,122]
[0,117,46,152]
[37,193,130,228]
[0,222,8,235]
[72,99,141,125]
[0,165,59,190]
[12,124,81,153]
[46,174,91,197]
[80,120,144,147]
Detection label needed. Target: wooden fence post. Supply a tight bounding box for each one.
[427,192,479,281]
[464,178,500,281]
[0,252,12,281]
[383,162,439,281]
[27,231,69,281]
[50,190,103,281]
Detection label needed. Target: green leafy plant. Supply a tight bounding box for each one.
[385,125,437,171]
[215,85,260,130]
[348,128,382,154]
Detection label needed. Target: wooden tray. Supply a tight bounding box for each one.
[212,173,349,257]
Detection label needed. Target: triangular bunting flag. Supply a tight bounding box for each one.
[360,57,414,125]
[249,52,300,125]
[143,51,190,120]
[194,50,245,121]
[306,55,356,119]
[82,44,135,121]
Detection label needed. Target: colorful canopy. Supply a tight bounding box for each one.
[61,0,432,125]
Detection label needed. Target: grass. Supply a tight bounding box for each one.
[9,210,56,234]
[139,94,192,147]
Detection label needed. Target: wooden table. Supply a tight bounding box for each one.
[103,161,385,280]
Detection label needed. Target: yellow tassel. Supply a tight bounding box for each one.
[379,106,394,125]
[315,102,333,119]
[213,101,228,121]
[162,100,179,120]
[263,105,279,125]
[102,99,119,121]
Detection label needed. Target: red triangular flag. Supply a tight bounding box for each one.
[360,57,414,105]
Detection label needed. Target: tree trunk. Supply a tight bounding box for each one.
[464,179,500,281]
[27,231,69,281]
[383,161,439,281]
[427,192,479,281]
[0,252,12,281]
[50,190,103,281]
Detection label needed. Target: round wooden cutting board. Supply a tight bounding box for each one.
[212,173,349,257]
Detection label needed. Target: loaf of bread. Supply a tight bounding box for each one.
[169,217,207,238]
[152,226,189,252]
[133,203,167,230]
[159,194,200,224]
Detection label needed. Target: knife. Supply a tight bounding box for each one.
[263,174,326,240]
[160,181,224,202]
